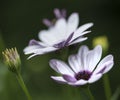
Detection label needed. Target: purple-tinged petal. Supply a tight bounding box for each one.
[54,8,62,19]
[69,37,88,45]
[24,45,43,55]
[70,31,91,42]
[43,19,53,27]
[68,79,87,86]
[88,74,102,83]
[34,46,58,54]
[51,76,67,84]
[40,18,67,45]
[29,39,46,47]
[97,66,106,74]
[68,54,83,73]
[54,8,66,19]
[53,41,66,48]
[77,45,89,70]
[102,61,114,74]
[49,59,74,76]
[67,13,79,36]
[39,29,61,45]
[64,32,74,46]
[78,31,91,36]
[71,23,93,41]
[87,45,102,72]
[24,46,58,59]
[29,39,39,45]
[97,61,113,74]
[54,33,74,48]
[54,18,67,35]
[93,55,114,74]
[63,74,77,83]
[61,9,67,18]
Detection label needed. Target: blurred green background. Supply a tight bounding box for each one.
[0,0,120,100]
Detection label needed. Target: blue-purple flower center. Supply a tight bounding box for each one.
[75,71,92,80]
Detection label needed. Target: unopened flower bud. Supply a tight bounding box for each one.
[2,48,21,73]
[92,36,109,53]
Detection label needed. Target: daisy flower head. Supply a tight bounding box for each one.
[49,45,114,86]
[24,9,93,59]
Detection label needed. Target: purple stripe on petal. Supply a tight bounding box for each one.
[64,32,74,46]
[29,39,40,45]
[53,41,66,48]
[53,33,74,48]
[97,66,106,74]
[29,39,45,48]
[63,74,76,83]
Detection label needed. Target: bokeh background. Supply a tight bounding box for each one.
[0,0,120,100]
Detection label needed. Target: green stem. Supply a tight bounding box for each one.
[85,86,94,100]
[103,74,112,100]
[16,72,32,100]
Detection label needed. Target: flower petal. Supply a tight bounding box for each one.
[70,31,91,43]
[38,29,59,45]
[24,46,58,59]
[49,59,74,76]
[69,37,88,45]
[77,45,89,70]
[24,45,43,55]
[68,79,87,86]
[68,54,83,73]
[71,23,93,41]
[87,45,102,72]
[28,39,47,47]
[43,19,53,27]
[54,18,67,36]
[24,39,48,55]
[27,53,39,59]
[51,76,67,84]
[63,74,77,82]
[93,55,114,74]
[66,13,79,37]
[39,19,67,45]
[54,8,62,19]
[88,74,102,83]
[64,32,74,46]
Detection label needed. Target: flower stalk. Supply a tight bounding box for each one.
[86,86,94,100]
[2,48,32,100]
[103,74,112,100]
[16,71,32,100]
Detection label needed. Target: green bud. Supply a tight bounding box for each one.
[92,36,109,52]
[2,48,21,73]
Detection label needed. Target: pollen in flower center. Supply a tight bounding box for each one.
[75,71,92,80]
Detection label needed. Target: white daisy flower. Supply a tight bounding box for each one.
[24,11,93,59]
[49,45,114,86]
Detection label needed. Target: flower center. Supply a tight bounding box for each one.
[53,41,66,48]
[75,71,92,80]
